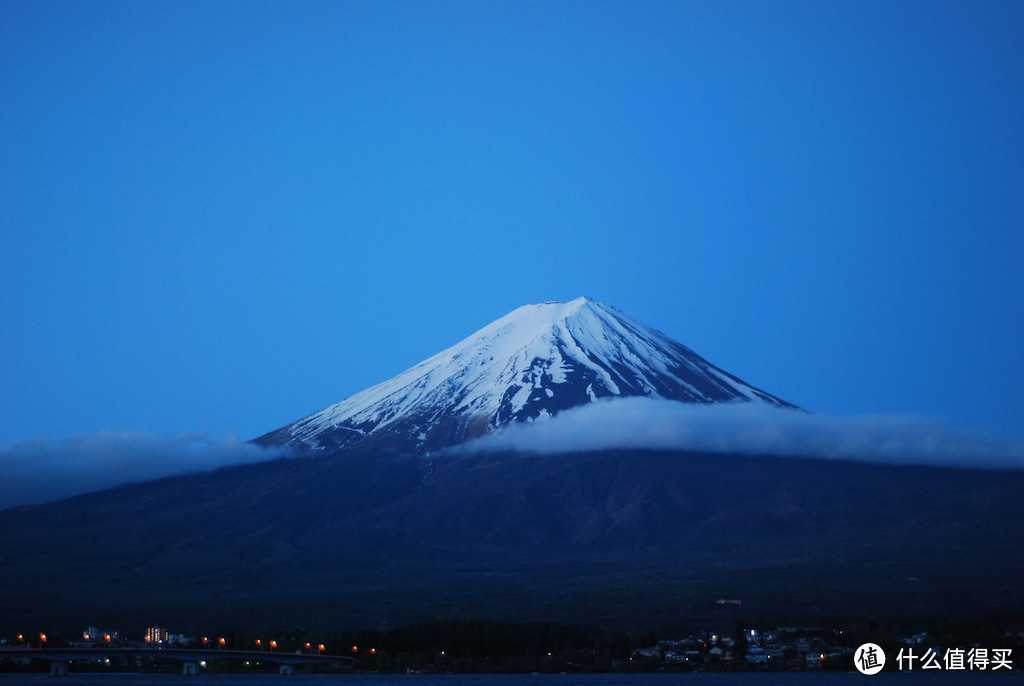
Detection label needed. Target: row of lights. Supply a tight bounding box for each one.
[203,637,379,655]
[83,633,114,643]
[200,637,231,649]
[14,632,377,656]
[15,632,116,646]
[14,633,48,647]
[232,639,379,655]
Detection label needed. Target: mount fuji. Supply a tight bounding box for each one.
[255,297,795,454]
[3,299,1023,635]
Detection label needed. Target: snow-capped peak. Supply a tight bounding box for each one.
[254,297,795,453]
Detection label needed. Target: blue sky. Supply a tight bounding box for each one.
[2,0,1023,452]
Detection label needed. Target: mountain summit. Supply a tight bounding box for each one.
[255,297,794,453]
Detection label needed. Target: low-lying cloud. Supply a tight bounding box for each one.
[0,431,290,509]
[453,397,1024,469]
[5,400,1021,510]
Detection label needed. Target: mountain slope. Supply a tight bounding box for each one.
[255,297,794,453]
[1,446,1022,634]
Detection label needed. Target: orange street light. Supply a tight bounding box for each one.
[269,640,277,651]
[218,637,226,649]
[351,645,358,653]
[318,644,326,653]
[304,642,311,654]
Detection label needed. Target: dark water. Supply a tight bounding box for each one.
[1,673,1021,686]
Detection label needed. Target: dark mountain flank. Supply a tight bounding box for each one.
[1,446,1022,635]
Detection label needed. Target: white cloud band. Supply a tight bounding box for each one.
[451,397,1024,469]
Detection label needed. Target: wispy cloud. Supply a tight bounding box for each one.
[0,431,290,509]
[451,398,1024,469]
[5,400,1021,510]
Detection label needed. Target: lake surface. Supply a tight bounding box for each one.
[0,673,1021,686]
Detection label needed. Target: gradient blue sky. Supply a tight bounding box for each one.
[2,0,1023,450]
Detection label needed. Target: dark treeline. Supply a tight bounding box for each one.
[343,618,623,673]
[385,618,596,657]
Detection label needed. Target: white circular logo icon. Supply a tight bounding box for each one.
[855,643,886,675]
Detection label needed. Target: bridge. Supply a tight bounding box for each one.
[0,646,354,676]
